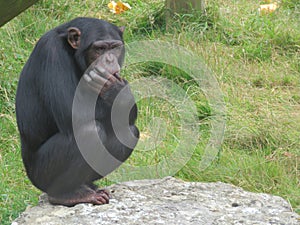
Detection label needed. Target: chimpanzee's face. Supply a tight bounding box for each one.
[67,26,125,76]
[85,40,124,76]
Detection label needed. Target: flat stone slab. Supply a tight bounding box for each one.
[12,177,299,225]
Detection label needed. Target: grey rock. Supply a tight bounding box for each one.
[12,177,299,225]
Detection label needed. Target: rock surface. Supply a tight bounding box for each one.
[12,177,299,225]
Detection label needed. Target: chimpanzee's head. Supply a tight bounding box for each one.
[65,18,125,76]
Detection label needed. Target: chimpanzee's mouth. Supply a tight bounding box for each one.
[113,72,122,81]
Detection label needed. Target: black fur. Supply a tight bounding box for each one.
[15,17,139,198]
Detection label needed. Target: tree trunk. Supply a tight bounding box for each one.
[165,0,206,28]
[166,0,205,14]
[0,0,39,27]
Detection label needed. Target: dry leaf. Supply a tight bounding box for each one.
[258,2,278,14]
[108,1,131,14]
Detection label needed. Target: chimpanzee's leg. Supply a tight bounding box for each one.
[25,132,110,206]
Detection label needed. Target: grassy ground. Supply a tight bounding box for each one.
[0,0,299,224]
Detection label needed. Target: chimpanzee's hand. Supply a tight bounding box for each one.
[83,64,126,98]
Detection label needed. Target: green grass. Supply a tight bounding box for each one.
[0,0,299,224]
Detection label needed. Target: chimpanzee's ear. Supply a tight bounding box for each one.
[67,27,81,49]
[119,26,125,33]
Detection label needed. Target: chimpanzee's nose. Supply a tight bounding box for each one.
[106,53,115,63]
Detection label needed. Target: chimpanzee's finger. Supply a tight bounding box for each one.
[84,73,112,93]
[94,65,110,78]
[90,80,112,92]
[94,65,118,82]
[89,71,108,85]
[83,74,92,82]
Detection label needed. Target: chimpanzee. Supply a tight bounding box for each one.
[15,17,139,206]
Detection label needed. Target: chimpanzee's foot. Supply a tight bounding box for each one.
[88,183,112,198]
[48,185,110,207]
[96,188,112,199]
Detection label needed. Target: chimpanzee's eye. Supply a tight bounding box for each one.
[96,46,106,51]
[111,43,122,48]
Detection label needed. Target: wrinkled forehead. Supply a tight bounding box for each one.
[85,32,122,48]
[100,31,122,41]
[92,23,123,42]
